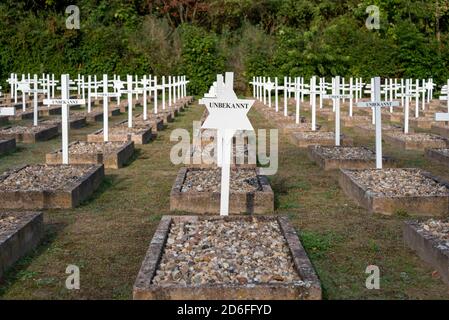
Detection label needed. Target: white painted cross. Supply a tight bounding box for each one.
[309,76,324,131]
[323,76,351,146]
[265,79,274,108]
[357,77,400,169]
[199,72,255,216]
[95,74,120,142]
[439,80,449,113]
[23,75,46,126]
[43,74,85,164]
[401,79,414,134]
[17,76,30,112]
[122,75,143,128]
[435,80,449,124]
[6,73,17,103]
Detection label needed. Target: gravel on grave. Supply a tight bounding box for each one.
[433,149,449,157]
[358,124,402,131]
[109,126,146,134]
[0,212,20,236]
[295,131,335,139]
[393,132,447,142]
[152,218,302,286]
[41,114,85,125]
[313,146,375,160]
[181,168,261,193]
[0,125,52,134]
[57,141,125,155]
[346,169,449,197]
[418,219,449,242]
[0,164,96,191]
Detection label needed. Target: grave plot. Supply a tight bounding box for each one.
[39,114,87,132]
[339,168,449,216]
[403,219,449,285]
[79,110,104,123]
[132,115,165,132]
[278,122,322,135]
[87,126,152,145]
[156,110,175,123]
[308,146,392,171]
[38,105,61,117]
[170,167,274,214]
[323,112,368,123]
[0,139,16,156]
[431,123,449,139]
[353,124,403,136]
[0,164,104,209]
[290,131,353,148]
[0,211,44,279]
[46,141,135,169]
[189,141,255,169]
[381,110,403,123]
[340,115,371,128]
[8,109,33,121]
[0,125,59,143]
[115,118,162,134]
[0,116,8,126]
[384,132,448,151]
[133,216,321,300]
[425,148,449,167]
[410,117,435,129]
[118,98,142,113]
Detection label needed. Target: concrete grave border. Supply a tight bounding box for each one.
[0,211,44,280]
[170,167,274,215]
[133,215,322,300]
[339,168,449,216]
[0,164,104,209]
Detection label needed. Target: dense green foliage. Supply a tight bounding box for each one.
[1,0,449,94]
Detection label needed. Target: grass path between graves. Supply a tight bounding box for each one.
[0,101,448,299]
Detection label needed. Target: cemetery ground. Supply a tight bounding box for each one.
[0,101,448,300]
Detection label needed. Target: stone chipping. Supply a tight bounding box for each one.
[346,169,449,197]
[313,146,375,160]
[152,218,301,286]
[0,164,95,191]
[181,168,261,193]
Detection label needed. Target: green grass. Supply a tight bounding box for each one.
[0,100,448,299]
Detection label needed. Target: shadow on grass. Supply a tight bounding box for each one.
[269,176,290,210]
[123,148,142,167]
[0,221,66,296]
[79,174,125,206]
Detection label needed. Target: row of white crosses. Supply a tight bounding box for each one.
[7,73,59,107]
[39,73,189,164]
[5,72,188,115]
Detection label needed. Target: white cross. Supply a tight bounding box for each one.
[95,74,120,141]
[439,80,449,113]
[309,76,324,131]
[357,77,400,169]
[43,74,85,164]
[323,76,352,146]
[121,75,143,128]
[25,75,46,126]
[200,72,254,216]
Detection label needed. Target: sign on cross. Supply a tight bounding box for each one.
[357,77,400,169]
[43,74,85,164]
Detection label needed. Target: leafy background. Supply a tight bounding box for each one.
[1,0,449,95]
